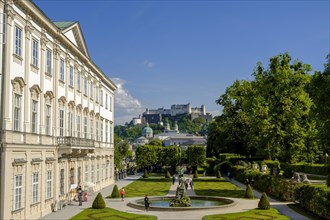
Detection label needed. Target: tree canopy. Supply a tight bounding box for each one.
[208,53,327,163]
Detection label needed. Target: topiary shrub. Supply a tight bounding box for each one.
[165,170,171,178]
[216,170,221,178]
[244,184,254,199]
[193,170,198,179]
[143,169,149,178]
[327,174,330,187]
[108,184,120,198]
[258,192,270,210]
[92,192,106,209]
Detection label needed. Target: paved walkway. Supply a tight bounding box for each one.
[40,174,308,220]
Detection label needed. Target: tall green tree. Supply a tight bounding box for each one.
[309,54,330,156]
[214,80,254,157]
[208,53,317,163]
[114,134,132,170]
[187,145,206,172]
[163,146,182,173]
[135,145,160,172]
[250,53,314,162]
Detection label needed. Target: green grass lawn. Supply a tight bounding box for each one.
[202,208,289,220]
[194,178,245,198]
[70,207,157,220]
[119,177,172,198]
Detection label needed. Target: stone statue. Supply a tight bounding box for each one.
[291,172,301,185]
[301,174,311,184]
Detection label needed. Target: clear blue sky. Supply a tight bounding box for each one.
[34,0,329,125]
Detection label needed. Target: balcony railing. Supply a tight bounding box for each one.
[57,136,95,148]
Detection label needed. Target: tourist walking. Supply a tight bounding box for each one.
[77,186,83,206]
[190,179,194,190]
[144,195,150,212]
[120,187,125,201]
[251,178,255,188]
[172,175,176,185]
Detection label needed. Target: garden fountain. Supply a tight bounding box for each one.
[127,170,237,211]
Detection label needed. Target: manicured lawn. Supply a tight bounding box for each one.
[194,178,245,198]
[202,208,289,220]
[120,177,171,197]
[70,207,157,220]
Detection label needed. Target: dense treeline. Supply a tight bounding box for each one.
[115,115,210,141]
[207,53,330,163]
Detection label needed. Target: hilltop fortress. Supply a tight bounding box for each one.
[132,103,212,125]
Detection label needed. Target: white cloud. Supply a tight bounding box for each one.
[143,60,154,68]
[111,78,144,125]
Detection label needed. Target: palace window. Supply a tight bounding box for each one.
[95,86,99,102]
[106,161,109,179]
[60,169,64,195]
[97,163,100,182]
[100,90,103,106]
[105,123,108,143]
[32,39,39,66]
[96,121,99,141]
[14,175,22,210]
[110,123,113,143]
[13,94,21,131]
[110,96,113,112]
[45,105,51,135]
[59,109,64,136]
[14,26,22,57]
[46,49,52,74]
[69,66,74,87]
[60,59,65,81]
[84,77,88,96]
[32,172,39,204]
[31,100,38,133]
[105,94,108,109]
[77,115,81,138]
[68,112,73,136]
[100,121,103,142]
[46,171,52,199]
[84,164,88,183]
[90,119,93,139]
[91,163,94,183]
[77,72,81,91]
[78,167,82,186]
[84,116,88,138]
[90,82,93,99]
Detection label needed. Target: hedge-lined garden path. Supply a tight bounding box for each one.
[224,176,309,220]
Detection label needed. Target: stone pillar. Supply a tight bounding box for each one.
[2,5,15,130]
[23,19,32,133]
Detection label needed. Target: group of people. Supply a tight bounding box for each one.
[172,175,194,190]
[184,178,194,190]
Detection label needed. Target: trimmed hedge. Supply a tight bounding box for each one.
[92,192,106,209]
[109,184,120,198]
[244,184,254,199]
[294,185,330,219]
[282,163,330,177]
[232,165,299,201]
[258,192,270,210]
[143,170,149,178]
[165,170,171,178]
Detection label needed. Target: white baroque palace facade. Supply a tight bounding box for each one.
[0,1,117,219]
